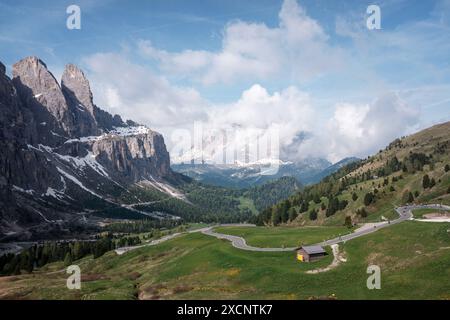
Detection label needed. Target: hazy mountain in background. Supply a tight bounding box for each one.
[172,157,359,188]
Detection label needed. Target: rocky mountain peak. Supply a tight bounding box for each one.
[61,63,95,115]
[14,56,47,71]
[1,56,176,239]
[61,63,100,136]
[12,56,74,136]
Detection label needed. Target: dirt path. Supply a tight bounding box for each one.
[410,204,450,222]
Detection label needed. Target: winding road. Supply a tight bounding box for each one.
[115,204,450,255]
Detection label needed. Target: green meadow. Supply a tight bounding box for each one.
[1,221,449,300]
[213,225,352,247]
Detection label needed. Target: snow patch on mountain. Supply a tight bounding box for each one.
[138,177,186,201]
[55,151,109,177]
[56,167,103,199]
[12,185,35,195]
[64,126,151,145]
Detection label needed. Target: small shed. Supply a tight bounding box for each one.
[296,245,327,262]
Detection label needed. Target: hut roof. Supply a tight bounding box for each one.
[298,245,326,255]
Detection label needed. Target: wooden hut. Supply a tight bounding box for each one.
[296,245,327,262]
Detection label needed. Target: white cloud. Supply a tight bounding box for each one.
[80,0,434,165]
[83,51,421,164]
[189,84,316,164]
[138,0,342,85]
[83,52,209,134]
[82,52,316,163]
[299,92,420,162]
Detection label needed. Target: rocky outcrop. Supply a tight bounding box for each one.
[12,57,73,140]
[0,61,63,233]
[92,130,171,182]
[0,57,175,239]
[0,58,56,191]
[61,64,99,137]
[60,62,127,135]
[61,64,95,116]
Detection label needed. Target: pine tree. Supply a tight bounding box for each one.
[309,209,318,221]
[272,208,282,226]
[422,174,430,189]
[430,178,436,188]
[402,190,414,204]
[344,216,352,228]
[64,252,73,267]
[73,242,82,261]
[288,207,298,222]
[356,207,368,218]
[363,192,374,206]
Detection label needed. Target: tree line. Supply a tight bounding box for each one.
[0,234,142,276]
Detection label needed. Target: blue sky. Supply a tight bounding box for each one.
[1,0,450,162]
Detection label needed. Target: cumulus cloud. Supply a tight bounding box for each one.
[185,84,316,164]
[80,0,428,165]
[299,93,420,162]
[82,51,316,163]
[138,0,342,85]
[83,51,421,164]
[83,52,209,133]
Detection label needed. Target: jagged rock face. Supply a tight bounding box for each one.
[61,64,99,137]
[92,131,171,182]
[12,57,74,138]
[0,56,175,238]
[62,64,95,115]
[0,61,50,189]
[93,105,125,131]
[0,62,27,141]
[0,66,62,230]
[61,63,127,134]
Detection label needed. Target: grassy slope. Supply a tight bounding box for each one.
[1,221,449,300]
[292,122,450,227]
[213,226,352,248]
[1,123,449,300]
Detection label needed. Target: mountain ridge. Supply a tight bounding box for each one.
[0,56,177,239]
[173,156,359,188]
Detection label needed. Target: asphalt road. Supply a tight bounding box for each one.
[202,204,450,251]
[202,227,296,252]
[114,204,449,255]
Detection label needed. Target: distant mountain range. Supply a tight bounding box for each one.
[172,157,360,188]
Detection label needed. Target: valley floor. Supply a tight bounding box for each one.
[0,215,449,300]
